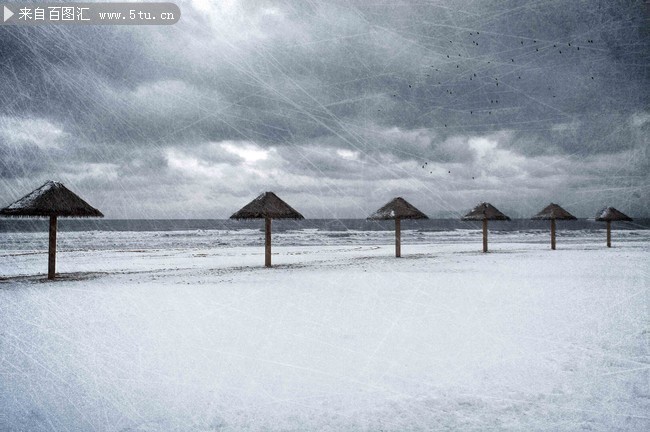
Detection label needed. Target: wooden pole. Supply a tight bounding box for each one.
[48,215,57,279]
[550,219,556,250]
[482,219,488,253]
[395,218,401,258]
[265,217,272,267]
[607,221,611,248]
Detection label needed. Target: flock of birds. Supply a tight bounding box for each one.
[406,32,601,177]
[420,161,474,179]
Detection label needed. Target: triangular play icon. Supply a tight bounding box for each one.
[4,6,14,22]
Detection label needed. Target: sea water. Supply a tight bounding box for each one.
[1,219,647,252]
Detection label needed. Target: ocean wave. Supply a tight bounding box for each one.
[1,226,649,253]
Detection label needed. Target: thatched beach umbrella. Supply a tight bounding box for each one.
[595,207,632,248]
[461,202,510,252]
[0,181,103,279]
[230,192,304,267]
[367,197,428,257]
[531,203,576,250]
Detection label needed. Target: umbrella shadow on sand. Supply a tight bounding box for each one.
[0,271,108,285]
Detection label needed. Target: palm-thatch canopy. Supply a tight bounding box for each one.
[0,181,103,218]
[595,207,632,222]
[531,203,577,220]
[461,202,510,221]
[230,192,304,220]
[531,203,575,250]
[367,197,428,220]
[367,197,427,257]
[1,181,103,279]
[230,192,303,267]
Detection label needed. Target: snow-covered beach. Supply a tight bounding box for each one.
[1,227,649,431]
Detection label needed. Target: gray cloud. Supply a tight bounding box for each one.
[0,0,648,217]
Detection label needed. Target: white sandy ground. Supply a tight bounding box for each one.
[0,236,649,431]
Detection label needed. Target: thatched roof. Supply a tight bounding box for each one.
[367,197,428,220]
[531,203,577,220]
[0,181,103,218]
[461,202,510,221]
[595,207,632,222]
[230,192,304,220]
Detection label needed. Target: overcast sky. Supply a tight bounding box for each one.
[0,0,648,218]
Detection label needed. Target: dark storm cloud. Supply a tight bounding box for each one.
[0,0,648,217]
[1,0,647,147]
